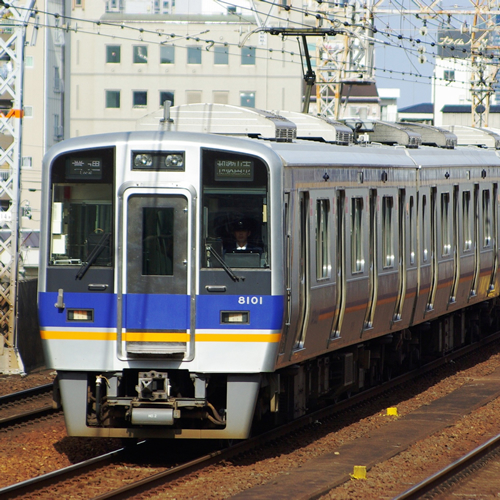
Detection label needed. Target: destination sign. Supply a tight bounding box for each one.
[66,158,103,180]
[215,159,254,181]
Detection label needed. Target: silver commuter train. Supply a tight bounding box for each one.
[38,104,500,439]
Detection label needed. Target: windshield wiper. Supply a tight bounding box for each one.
[206,244,242,282]
[76,232,111,280]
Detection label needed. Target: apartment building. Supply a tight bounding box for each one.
[68,1,306,136]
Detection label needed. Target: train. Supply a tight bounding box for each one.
[38,104,500,439]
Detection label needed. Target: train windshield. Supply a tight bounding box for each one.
[48,149,114,266]
[201,149,269,269]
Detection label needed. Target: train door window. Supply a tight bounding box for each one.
[463,191,472,252]
[201,149,269,268]
[382,196,394,268]
[351,197,364,273]
[141,207,174,275]
[409,195,415,265]
[316,198,330,279]
[422,194,428,262]
[441,192,451,256]
[482,189,492,247]
[49,148,114,266]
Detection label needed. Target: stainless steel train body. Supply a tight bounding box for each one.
[38,127,500,439]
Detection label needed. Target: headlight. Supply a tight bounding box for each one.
[134,153,153,168]
[165,154,184,168]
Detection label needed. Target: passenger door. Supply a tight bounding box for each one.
[117,188,193,360]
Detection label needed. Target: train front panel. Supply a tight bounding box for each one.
[38,132,285,438]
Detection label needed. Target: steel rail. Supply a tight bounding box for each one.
[0,445,132,499]
[90,332,500,500]
[0,383,53,404]
[394,432,500,500]
[1,334,499,500]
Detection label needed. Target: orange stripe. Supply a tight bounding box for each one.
[196,333,281,343]
[345,302,369,313]
[40,330,116,341]
[40,331,280,343]
[318,311,335,321]
[123,332,189,342]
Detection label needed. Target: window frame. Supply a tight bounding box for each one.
[105,90,121,109]
[106,45,121,64]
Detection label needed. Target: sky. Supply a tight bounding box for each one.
[193,0,485,110]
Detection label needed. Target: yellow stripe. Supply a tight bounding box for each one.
[40,331,281,343]
[123,332,190,342]
[196,333,281,343]
[40,330,116,341]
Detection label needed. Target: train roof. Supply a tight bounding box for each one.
[45,126,500,174]
[268,140,500,169]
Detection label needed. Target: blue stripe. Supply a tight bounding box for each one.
[196,295,284,330]
[38,292,284,331]
[124,294,190,330]
[39,292,117,328]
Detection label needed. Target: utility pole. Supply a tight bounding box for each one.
[0,0,36,373]
[314,0,500,125]
[469,0,499,127]
[315,0,376,118]
[370,0,500,127]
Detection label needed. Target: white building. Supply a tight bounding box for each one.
[17,0,65,273]
[68,1,306,137]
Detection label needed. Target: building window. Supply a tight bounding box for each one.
[22,157,33,168]
[240,91,255,107]
[54,67,61,92]
[213,91,229,104]
[54,114,63,140]
[214,45,228,65]
[241,46,256,65]
[106,90,120,108]
[106,0,122,12]
[186,90,202,104]
[133,91,147,107]
[444,70,455,82]
[187,46,202,64]
[106,45,121,63]
[160,45,175,64]
[74,0,83,6]
[133,46,148,64]
[25,56,34,68]
[160,91,174,106]
[24,106,33,117]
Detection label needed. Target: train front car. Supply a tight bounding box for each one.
[38,132,284,439]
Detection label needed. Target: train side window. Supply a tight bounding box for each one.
[382,196,394,268]
[463,191,472,251]
[351,197,364,273]
[483,189,492,247]
[422,195,428,262]
[316,199,330,279]
[441,192,451,256]
[409,195,415,265]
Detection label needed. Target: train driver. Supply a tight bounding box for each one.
[225,219,262,254]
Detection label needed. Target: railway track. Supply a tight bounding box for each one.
[3,333,498,500]
[395,432,500,500]
[0,383,59,430]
